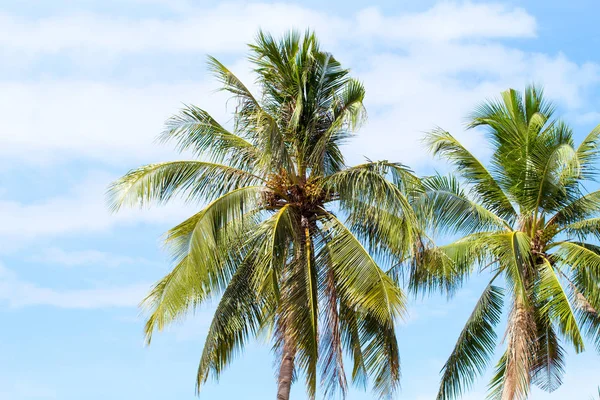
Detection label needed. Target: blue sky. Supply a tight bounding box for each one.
[2,1,600,399]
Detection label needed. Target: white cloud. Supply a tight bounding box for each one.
[349,44,600,167]
[0,263,151,308]
[0,3,536,55]
[0,171,195,244]
[356,3,535,43]
[0,55,258,167]
[0,81,216,166]
[29,247,155,268]
[0,4,345,55]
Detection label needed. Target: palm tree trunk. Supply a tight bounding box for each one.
[277,338,296,400]
[502,298,535,400]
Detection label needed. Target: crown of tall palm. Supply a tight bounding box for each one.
[415,86,600,400]
[108,31,419,399]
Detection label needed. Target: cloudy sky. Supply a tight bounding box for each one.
[2,0,600,399]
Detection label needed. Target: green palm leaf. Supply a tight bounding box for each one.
[437,281,504,400]
[320,211,403,398]
[425,128,516,220]
[530,307,565,393]
[196,259,267,390]
[574,123,600,180]
[548,189,600,227]
[143,186,265,340]
[538,257,584,351]
[419,174,511,234]
[107,161,262,210]
[159,104,258,168]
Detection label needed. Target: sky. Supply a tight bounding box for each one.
[1,0,600,399]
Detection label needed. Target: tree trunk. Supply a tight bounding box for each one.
[502,298,535,400]
[276,339,296,400]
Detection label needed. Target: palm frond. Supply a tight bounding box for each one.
[249,204,298,298]
[158,104,258,169]
[143,186,265,341]
[107,161,262,210]
[538,257,584,352]
[568,268,600,353]
[339,298,368,388]
[437,282,504,400]
[574,123,600,180]
[325,161,419,258]
[319,244,348,397]
[551,241,600,352]
[561,217,600,241]
[551,241,600,280]
[530,306,565,393]
[487,352,508,400]
[293,221,320,398]
[207,54,295,174]
[548,189,600,227]
[490,232,532,299]
[321,211,406,324]
[404,235,484,296]
[318,211,404,397]
[307,78,366,176]
[361,311,401,399]
[529,141,578,215]
[425,128,516,220]
[419,174,511,234]
[196,259,267,391]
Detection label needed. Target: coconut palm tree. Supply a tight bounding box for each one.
[413,86,600,400]
[108,31,419,399]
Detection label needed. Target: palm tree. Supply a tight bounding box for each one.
[108,31,418,399]
[413,86,600,400]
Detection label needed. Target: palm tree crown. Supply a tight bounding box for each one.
[417,86,600,400]
[108,31,418,399]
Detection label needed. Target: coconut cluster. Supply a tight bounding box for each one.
[531,224,557,258]
[262,170,328,212]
